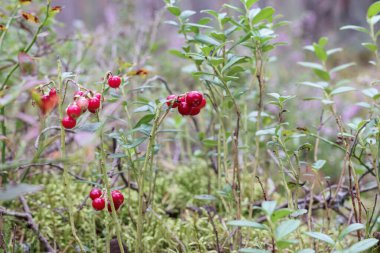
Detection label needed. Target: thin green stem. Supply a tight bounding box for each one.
[58,60,85,252]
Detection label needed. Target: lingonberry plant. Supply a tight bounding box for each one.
[2,0,380,252]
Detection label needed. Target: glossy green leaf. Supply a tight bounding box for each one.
[275,220,301,240]
[330,86,356,96]
[251,7,275,24]
[348,238,378,252]
[367,2,380,18]
[227,220,266,229]
[338,223,365,241]
[304,231,335,245]
[340,25,369,34]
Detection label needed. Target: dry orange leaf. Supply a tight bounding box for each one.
[21,11,39,24]
[19,0,32,5]
[0,25,6,31]
[51,6,62,13]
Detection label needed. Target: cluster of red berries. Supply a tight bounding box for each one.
[61,75,122,129]
[89,188,125,212]
[166,91,206,116]
[37,88,58,115]
[61,91,102,129]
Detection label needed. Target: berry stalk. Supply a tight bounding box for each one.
[57,60,85,252]
[96,72,125,253]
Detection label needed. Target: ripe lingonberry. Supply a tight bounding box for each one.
[178,102,191,115]
[88,97,100,113]
[49,88,57,96]
[108,76,121,88]
[94,93,102,100]
[166,94,179,108]
[189,107,201,116]
[185,91,203,107]
[89,188,102,200]
[61,115,76,129]
[197,97,206,109]
[66,103,81,118]
[107,202,120,212]
[111,190,124,206]
[92,198,105,211]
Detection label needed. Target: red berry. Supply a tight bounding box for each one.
[49,88,57,96]
[185,91,203,107]
[89,188,102,200]
[76,97,89,113]
[88,97,100,113]
[61,115,76,129]
[108,76,121,88]
[166,95,179,108]
[178,96,185,103]
[111,190,124,206]
[92,198,105,211]
[66,103,81,118]
[107,202,121,212]
[41,94,49,103]
[178,102,191,115]
[197,97,206,109]
[189,107,201,116]
[74,90,84,98]
[94,93,102,100]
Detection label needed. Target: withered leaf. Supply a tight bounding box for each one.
[21,11,39,24]
[51,6,62,13]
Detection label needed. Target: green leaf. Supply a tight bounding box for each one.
[298,81,328,90]
[367,2,380,18]
[348,238,378,252]
[122,137,146,149]
[327,48,343,56]
[167,6,181,16]
[179,10,196,19]
[262,201,277,216]
[297,249,315,253]
[0,183,44,200]
[340,25,369,34]
[338,223,365,241]
[222,4,243,13]
[369,15,380,25]
[291,209,308,217]
[134,114,155,128]
[271,208,292,222]
[193,194,216,201]
[244,0,258,9]
[312,160,326,170]
[221,56,246,73]
[298,62,324,71]
[275,220,301,240]
[330,63,356,73]
[304,232,335,245]
[330,86,356,96]
[203,139,218,148]
[313,43,327,62]
[76,122,102,132]
[362,42,378,52]
[256,128,276,136]
[251,7,275,25]
[194,34,220,46]
[227,220,266,229]
[314,69,330,81]
[239,249,271,253]
[362,88,379,98]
